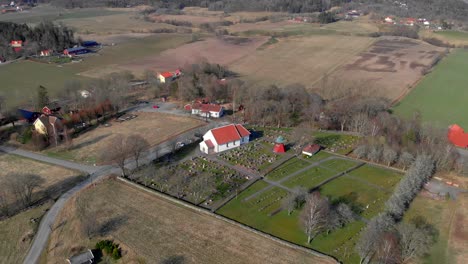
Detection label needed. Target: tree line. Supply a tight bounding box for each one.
[356,155,437,264]
[0,21,75,60]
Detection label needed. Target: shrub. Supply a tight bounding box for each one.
[95,240,121,260]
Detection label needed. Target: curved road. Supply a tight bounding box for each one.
[0,122,207,264]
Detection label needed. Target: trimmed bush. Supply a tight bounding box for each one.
[95,240,121,260]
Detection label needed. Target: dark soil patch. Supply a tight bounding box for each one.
[409,62,427,69]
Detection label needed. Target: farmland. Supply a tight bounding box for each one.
[217,152,402,263]
[393,49,468,129]
[44,179,334,264]
[45,112,204,164]
[329,37,446,101]
[229,35,374,88]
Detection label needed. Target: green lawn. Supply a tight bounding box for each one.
[320,158,359,173]
[393,49,468,129]
[218,178,364,263]
[347,165,402,189]
[266,158,310,181]
[302,151,332,162]
[283,166,336,189]
[319,177,391,219]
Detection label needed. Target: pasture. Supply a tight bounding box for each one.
[393,49,468,128]
[45,112,204,164]
[0,60,90,108]
[120,36,267,76]
[44,179,333,264]
[404,194,465,264]
[218,154,399,263]
[0,202,52,264]
[229,35,374,88]
[329,37,445,101]
[0,154,83,209]
[0,34,191,105]
[421,29,468,46]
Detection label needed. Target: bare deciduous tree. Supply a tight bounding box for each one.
[356,213,395,264]
[300,192,330,243]
[5,173,44,207]
[398,151,414,170]
[383,146,398,166]
[101,134,131,177]
[397,222,433,263]
[127,134,150,169]
[75,196,98,238]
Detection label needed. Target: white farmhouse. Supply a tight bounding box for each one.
[190,103,224,118]
[199,124,250,154]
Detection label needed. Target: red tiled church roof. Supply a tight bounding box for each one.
[211,124,250,145]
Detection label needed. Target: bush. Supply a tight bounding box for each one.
[95,240,121,260]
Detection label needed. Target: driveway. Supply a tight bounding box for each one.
[425,180,468,199]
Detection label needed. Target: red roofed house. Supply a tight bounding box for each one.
[10,40,22,52]
[157,72,174,83]
[199,124,250,154]
[448,124,468,148]
[191,103,224,118]
[302,144,321,156]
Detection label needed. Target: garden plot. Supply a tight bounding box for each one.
[266,158,310,181]
[219,141,279,172]
[346,165,402,189]
[133,156,247,207]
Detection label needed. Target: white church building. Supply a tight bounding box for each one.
[199,124,250,154]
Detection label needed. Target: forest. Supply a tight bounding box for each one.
[0,21,75,60]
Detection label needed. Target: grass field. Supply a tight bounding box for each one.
[218,177,365,263]
[45,112,203,164]
[404,195,460,264]
[0,61,90,108]
[420,29,468,46]
[266,158,310,181]
[0,202,52,264]
[0,34,191,106]
[0,154,83,207]
[230,35,374,87]
[218,154,400,263]
[44,179,333,264]
[393,49,468,128]
[347,165,402,189]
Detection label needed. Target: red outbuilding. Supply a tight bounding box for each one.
[273,136,286,153]
[448,124,468,148]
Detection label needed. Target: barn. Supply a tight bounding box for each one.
[63,46,91,56]
[448,124,468,148]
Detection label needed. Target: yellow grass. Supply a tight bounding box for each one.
[0,202,53,264]
[45,112,204,164]
[60,13,176,35]
[0,154,82,203]
[45,179,333,264]
[230,35,374,87]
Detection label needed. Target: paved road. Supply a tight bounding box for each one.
[5,122,212,264]
[0,146,103,174]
